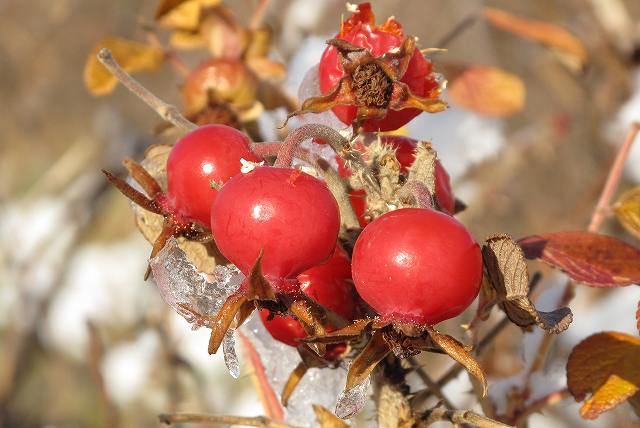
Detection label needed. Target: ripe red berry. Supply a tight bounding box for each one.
[211,167,340,292]
[166,124,261,227]
[352,208,482,325]
[319,3,440,131]
[260,246,355,353]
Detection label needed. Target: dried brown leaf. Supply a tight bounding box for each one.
[519,231,640,287]
[567,331,640,419]
[313,405,349,428]
[448,66,525,117]
[483,234,572,332]
[483,7,587,70]
[84,37,163,96]
[615,187,640,240]
[426,326,488,397]
[156,0,221,30]
[345,330,390,390]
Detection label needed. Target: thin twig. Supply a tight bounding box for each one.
[408,357,455,410]
[588,122,640,232]
[249,0,270,30]
[87,321,119,428]
[96,48,197,131]
[521,121,640,409]
[158,413,295,427]
[513,388,570,426]
[432,13,478,49]
[417,405,514,428]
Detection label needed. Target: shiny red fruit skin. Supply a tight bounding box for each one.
[319,24,438,132]
[352,208,482,325]
[211,167,340,292]
[166,125,260,227]
[260,246,355,354]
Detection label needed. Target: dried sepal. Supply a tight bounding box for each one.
[301,319,373,345]
[286,37,446,130]
[313,404,349,428]
[482,234,572,333]
[206,292,249,354]
[245,250,277,302]
[614,187,640,240]
[281,361,309,407]
[425,325,488,397]
[345,330,391,390]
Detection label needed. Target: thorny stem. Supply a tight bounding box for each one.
[273,124,380,196]
[158,413,294,428]
[522,122,640,410]
[96,48,197,131]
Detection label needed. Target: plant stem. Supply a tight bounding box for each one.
[588,122,640,233]
[96,48,197,131]
[158,413,294,427]
[408,357,454,409]
[522,121,640,407]
[417,406,514,428]
[249,0,270,30]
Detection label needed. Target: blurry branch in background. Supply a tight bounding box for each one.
[87,321,120,428]
[158,412,295,427]
[96,48,197,132]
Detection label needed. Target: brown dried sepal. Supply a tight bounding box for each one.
[103,151,212,279]
[285,37,446,130]
[425,325,488,397]
[482,234,572,333]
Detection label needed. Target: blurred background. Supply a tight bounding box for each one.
[1,0,640,426]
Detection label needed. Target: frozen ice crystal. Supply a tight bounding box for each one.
[335,376,371,420]
[223,330,240,379]
[240,315,349,426]
[149,238,245,375]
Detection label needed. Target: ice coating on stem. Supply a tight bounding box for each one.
[240,315,348,426]
[223,330,240,379]
[149,237,243,326]
[335,376,371,419]
[149,238,244,376]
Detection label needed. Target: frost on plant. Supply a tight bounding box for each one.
[240,315,348,426]
[335,375,371,419]
[223,330,240,379]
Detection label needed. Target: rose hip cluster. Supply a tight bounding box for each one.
[105,2,483,404]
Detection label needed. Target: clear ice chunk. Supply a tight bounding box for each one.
[149,238,244,376]
[240,315,349,426]
[223,330,240,379]
[335,376,371,419]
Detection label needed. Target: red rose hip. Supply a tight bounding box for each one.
[166,124,260,227]
[352,208,482,325]
[211,167,340,292]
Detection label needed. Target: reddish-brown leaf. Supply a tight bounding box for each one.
[483,7,587,70]
[448,66,525,117]
[567,331,640,419]
[518,231,640,287]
